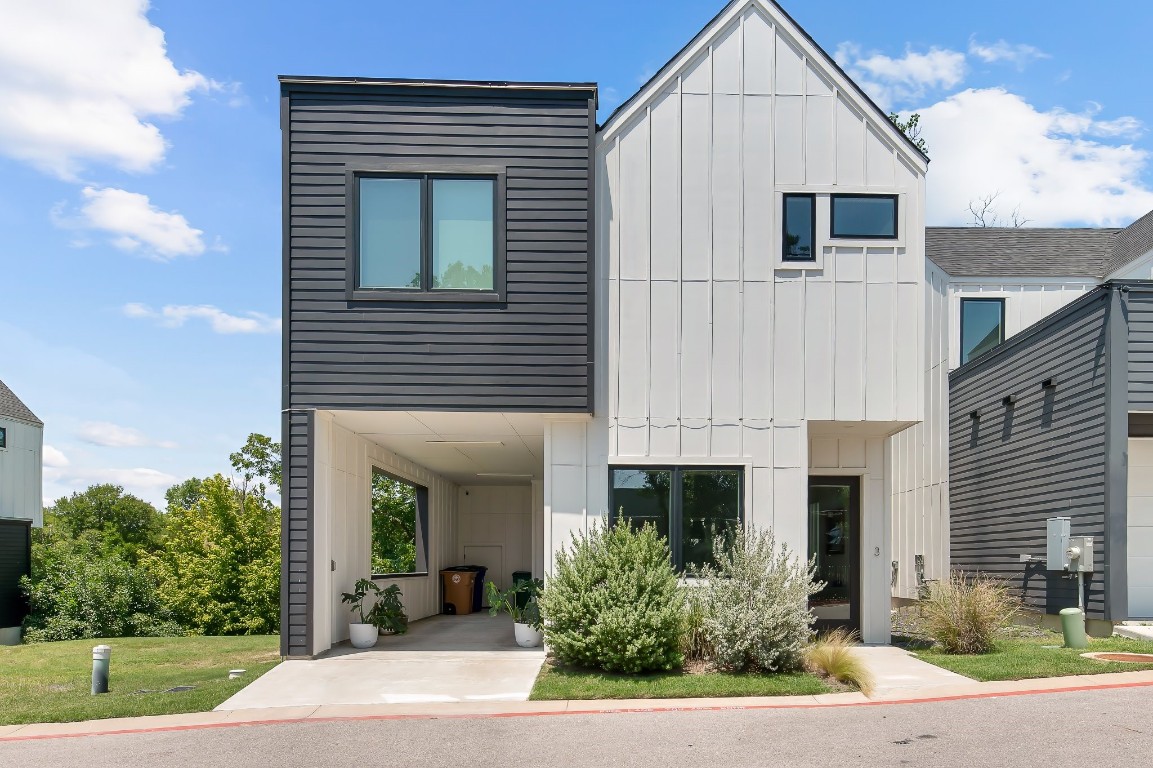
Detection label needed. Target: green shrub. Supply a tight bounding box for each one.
[922,571,1019,654]
[21,539,182,643]
[697,526,822,673]
[681,583,712,663]
[805,628,874,693]
[538,518,684,674]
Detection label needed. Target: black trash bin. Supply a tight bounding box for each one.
[512,570,534,610]
[445,565,487,613]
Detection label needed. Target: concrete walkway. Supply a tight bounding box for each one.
[1114,623,1153,641]
[216,613,545,710]
[850,645,974,696]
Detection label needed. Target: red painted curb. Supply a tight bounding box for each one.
[3,678,1153,743]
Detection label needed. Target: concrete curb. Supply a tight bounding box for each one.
[3,670,1153,742]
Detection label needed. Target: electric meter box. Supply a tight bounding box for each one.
[1046,517,1071,571]
[1068,536,1095,573]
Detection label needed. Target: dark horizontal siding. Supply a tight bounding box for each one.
[1128,290,1153,410]
[949,292,1110,617]
[0,519,31,629]
[284,83,594,412]
[280,410,311,657]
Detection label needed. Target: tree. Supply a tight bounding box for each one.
[371,472,417,574]
[148,474,280,635]
[230,433,281,496]
[165,477,205,512]
[967,191,1029,228]
[43,484,163,565]
[888,112,928,157]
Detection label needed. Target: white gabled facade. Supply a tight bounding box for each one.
[0,388,42,529]
[542,0,930,643]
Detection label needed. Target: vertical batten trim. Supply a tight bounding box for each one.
[676,75,685,457]
[645,104,653,452]
[737,8,747,458]
[706,41,716,454]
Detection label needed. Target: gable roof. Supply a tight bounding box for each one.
[925,227,1120,278]
[596,0,929,169]
[0,378,42,426]
[1105,208,1153,276]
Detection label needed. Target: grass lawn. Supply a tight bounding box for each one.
[0,635,281,725]
[530,662,831,700]
[912,632,1153,682]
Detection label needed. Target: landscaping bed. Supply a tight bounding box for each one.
[530,660,831,700]
[892,605,1153,681]
[0,635,281,725]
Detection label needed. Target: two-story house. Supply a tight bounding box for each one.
[0,378,42,645]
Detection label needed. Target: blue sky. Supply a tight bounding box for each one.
[2,0,1151,506]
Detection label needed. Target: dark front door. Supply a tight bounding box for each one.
[807,476,861,634]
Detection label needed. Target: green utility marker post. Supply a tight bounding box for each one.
[1059,607,1088,649]
[92,644,111,694]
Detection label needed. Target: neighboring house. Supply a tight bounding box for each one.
[0,378,42,645]
[935,215,1153,631]
[279,0,1151,658]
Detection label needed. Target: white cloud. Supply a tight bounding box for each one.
[62,186,207,260]
[77,420,176,449]
[915,88,1153,226]
[0,0,215,179]
[123,303,282,334]
[968,38,1049,67]
[44,465,181,507]
[835,43,966,110]
[43,445,70,468]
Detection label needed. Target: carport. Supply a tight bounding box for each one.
[217,613,545,709]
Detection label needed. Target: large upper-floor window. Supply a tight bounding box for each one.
[960,297,1005,365]
[353,172,502,299]
[830,194,898,239]
[371,468,429,577]
[610,466,743,573]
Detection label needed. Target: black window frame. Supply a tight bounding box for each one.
[346,165,507,303]
[829,193,899,240]
[782,193,817,262]
[608,465,745,573]
[0,426,6,449]
[959,297,1006,365]
[369,467,430,580]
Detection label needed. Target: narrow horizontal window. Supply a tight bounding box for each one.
[783,194,816,261]
[830,194,898,239]
[960,298,1005,364]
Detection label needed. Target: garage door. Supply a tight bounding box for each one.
[1127,438,1153,618]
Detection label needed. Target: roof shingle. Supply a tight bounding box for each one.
[0,378,42,426]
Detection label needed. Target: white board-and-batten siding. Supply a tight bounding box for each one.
[0,417,42,527]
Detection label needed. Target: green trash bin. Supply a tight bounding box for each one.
[512,571,533,610]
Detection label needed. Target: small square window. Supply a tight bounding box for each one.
[0,426,6,449]
[960,298,1005,364]
[352,172,500,299]
[830,194,898,239]
[782,194,816,261]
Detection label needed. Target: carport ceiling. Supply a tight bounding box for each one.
[329,410,548,485]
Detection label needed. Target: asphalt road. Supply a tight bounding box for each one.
[3,687,1152,768]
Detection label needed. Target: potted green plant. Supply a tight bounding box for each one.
[340,578,408,647]
[486,578,544,647]
[368,583,409,635]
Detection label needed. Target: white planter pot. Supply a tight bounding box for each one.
[513,622,543,648]
[349,623,379,649]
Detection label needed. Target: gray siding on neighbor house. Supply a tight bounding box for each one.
[949,289,1111,618]
[1127,288,1153,410]
[282,80,595,413]
[0,519,31,629]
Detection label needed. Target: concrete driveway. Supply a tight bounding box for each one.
[216,613,544,709]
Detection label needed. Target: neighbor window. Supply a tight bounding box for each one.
[783,194,816,261]
[0,426,5,449]
[356,173,497,294]
[610,466,743,572]
[371,469,429,577]
[960,298,1005,364]
[830,194,898,239]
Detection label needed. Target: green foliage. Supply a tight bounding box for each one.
[371,472,417,575]
[147,474,280,635]
[340,578,408,633]
[165,477,205,512]
[538,517,684,674]
[434,261,493,289]
[229,433,281,495]
[680,584,712,662]
[42,484,163,565]
[696,526,823,673]
[486,578,543,629]
[20,536,182,643]
[888,111,929,156]
[922,572,1020,654]
[805,628,874,693]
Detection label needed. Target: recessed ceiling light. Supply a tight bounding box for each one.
[476,472,533,478]
[425,440,504,446]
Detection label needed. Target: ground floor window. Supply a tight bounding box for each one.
[371,469,428,577]
[609,466,743,572]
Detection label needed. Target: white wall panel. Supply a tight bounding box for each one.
[681,281,712,418]
[742,95,774,281]
[742,8,774,95]
[649,280,680,418]
[712,281,743,419]
[865,126,896,187]
[774,32,804,95]
[774,96,804,185]
[0,418,42,526]
[773,278,805,418]
[835,96,865,187]
[804,96,834,185]
[649,92,681,281]
[681,94,711,280]
[619,124,650,281]
[833,281,866,420]
[712,22,742,95]
[617,279,649,417]
[712,94,742,281]
[803,278,834,419]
